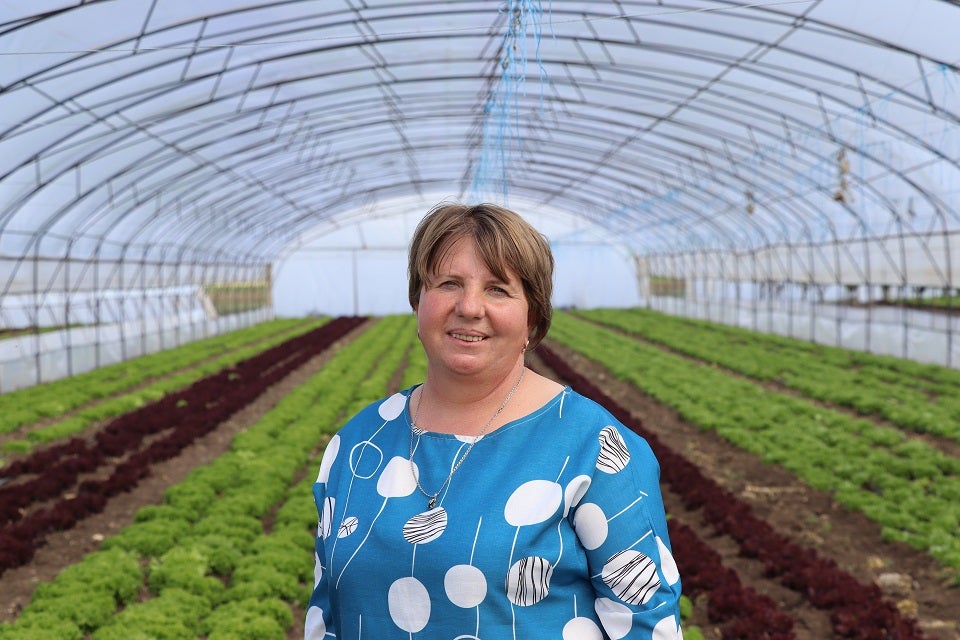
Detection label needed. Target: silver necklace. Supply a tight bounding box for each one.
[408,367,526,509]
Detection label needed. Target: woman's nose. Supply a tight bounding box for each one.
[456,287,484,317]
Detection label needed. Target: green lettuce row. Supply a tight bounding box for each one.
[550,312,960,574]
[92,314,417,640]
[578,308,960,442]
[2,318,328,453]
[400,329,428,390]
[0,315,415,640]
[0,548,143,640]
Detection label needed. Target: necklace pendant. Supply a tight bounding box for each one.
[427,495,437,509]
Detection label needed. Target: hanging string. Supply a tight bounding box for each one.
[468,1,549,204]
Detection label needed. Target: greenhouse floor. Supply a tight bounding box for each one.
[530,342,960,640]
[2,333,958,640]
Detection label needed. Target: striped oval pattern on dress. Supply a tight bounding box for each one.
[337,516,358,538]
[596,426,630,474]
[601,549,660,605]
[318,496,335,539]
[505,556,554,606]
[402,507,448,544]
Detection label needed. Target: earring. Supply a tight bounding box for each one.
[522,339,529,353]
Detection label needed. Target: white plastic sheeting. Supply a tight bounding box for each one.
[272,193,640,316]
[2,1,960,383]
[0,307,272,393]
[2,1,959,266]
[650,296,960,369]
[272,242,639,317]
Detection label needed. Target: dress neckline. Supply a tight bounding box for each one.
[403,384,570,440]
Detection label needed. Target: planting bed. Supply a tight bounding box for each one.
[0,317,368,618]
[531,333,959,640]
[1,313,957,640]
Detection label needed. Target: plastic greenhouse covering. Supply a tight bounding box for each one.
[1,0,959,391]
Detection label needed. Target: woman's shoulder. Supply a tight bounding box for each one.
[552,389,657,458]
[335,387,415,441]
[556,387,619,424]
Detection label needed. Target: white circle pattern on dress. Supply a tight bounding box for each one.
[316,434,340,483]
[312,552,322,585]
[377,455,417,497]
[562,616,605,639]
[656,536,681,586]
[653,615,684,640]
[594,597,633,639]
[445,564,488,608]
[318,497,335,539]
[504,479,563,526]
[572,502,608,550]
[304,605,327,639]
[379,393,407,420]
[563,474,592,517]
[388,576,431,632]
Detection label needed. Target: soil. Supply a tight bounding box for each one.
[2,322,958,640]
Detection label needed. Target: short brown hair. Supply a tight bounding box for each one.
[408,202,554,349]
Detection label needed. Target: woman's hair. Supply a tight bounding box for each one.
[408,202,554,349]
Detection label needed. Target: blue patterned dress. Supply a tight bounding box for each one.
[305,386,683,639]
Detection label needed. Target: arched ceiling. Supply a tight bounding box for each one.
[1,0,959,269]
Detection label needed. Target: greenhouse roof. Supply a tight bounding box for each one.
[1,0,959,268]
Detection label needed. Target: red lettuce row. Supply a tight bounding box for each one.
[668,518,796,639]
[0,316,365,577]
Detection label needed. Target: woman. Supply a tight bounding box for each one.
[305,202,683,639]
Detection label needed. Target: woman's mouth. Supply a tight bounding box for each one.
[450,332,485,342]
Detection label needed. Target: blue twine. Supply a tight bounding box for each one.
[468,0,549,204]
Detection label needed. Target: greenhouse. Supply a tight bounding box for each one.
[2,3,960,639]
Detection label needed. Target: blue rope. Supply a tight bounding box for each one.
[468,1,548,204]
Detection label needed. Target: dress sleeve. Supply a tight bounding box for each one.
[304,444,339,640]
[571,422,684,639]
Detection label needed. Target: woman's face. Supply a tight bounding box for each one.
[415,236,530,380]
